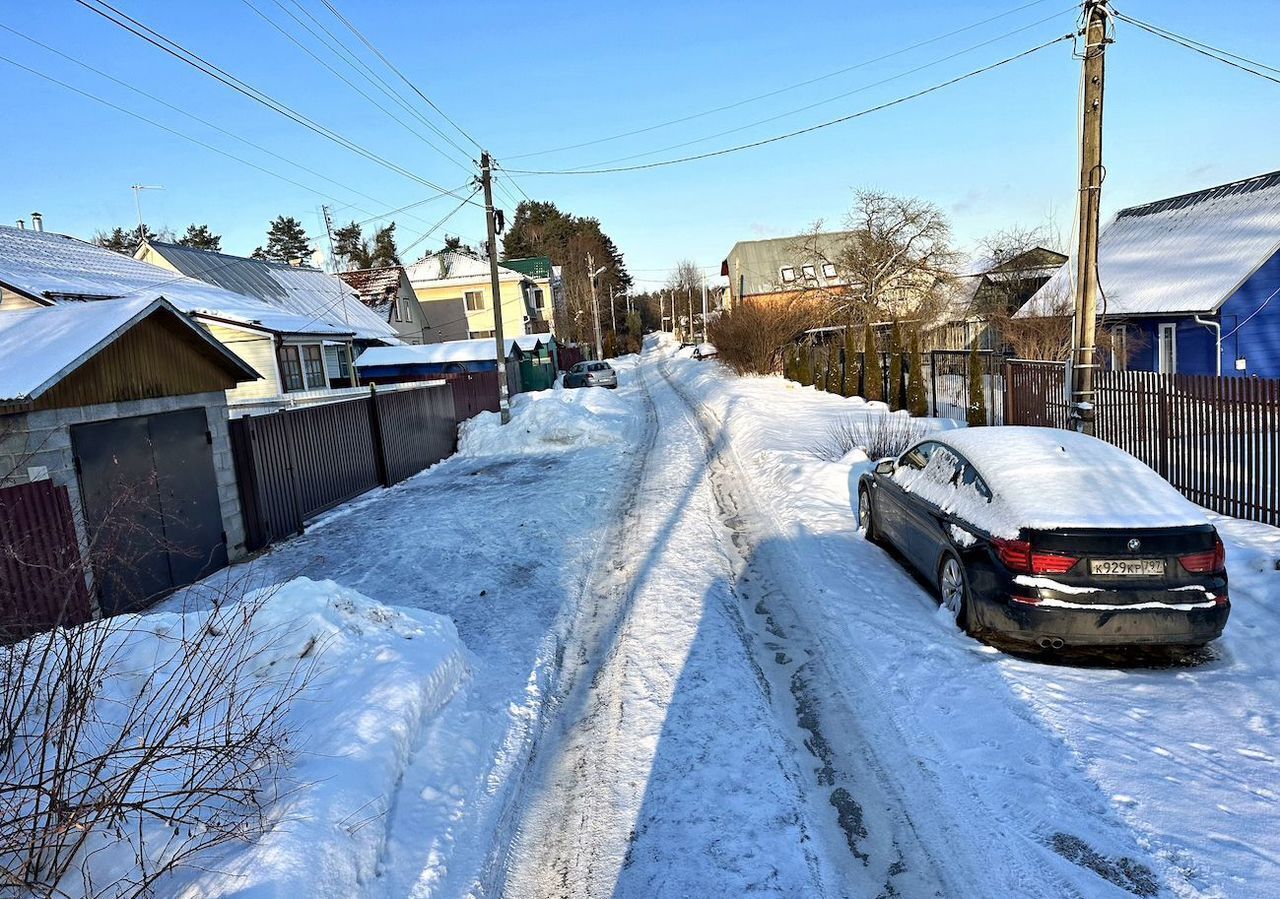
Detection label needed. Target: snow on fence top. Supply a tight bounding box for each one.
[356,336,548,368]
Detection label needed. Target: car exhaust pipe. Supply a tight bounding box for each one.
[1037,636,1065,650]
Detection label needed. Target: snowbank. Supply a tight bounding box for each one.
[13,578,469,899]
[459,382,633,456]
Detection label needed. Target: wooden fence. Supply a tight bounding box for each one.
[1005,360,1280,527]
[230,382,457,551]
[0,480,93,640]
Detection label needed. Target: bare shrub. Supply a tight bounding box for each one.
[707,298,821,375]
[813,412,929,462]
[0,571,316,898]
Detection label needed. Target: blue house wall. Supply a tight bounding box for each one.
[1119,318,1217,375]
[1219,247,1280,378]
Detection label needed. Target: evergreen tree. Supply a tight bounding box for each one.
[798,345,814,387]
[842,327,859,397]
[966,337,988,427]
[333,221,365,267]
[442,234,476,255]
[862,323,883,403]
[94,225,156,255]
[252,215,310,263]
[370,223,399,267]
[907,328,928,417]
[177,223,222,251]
[888,322,903,411]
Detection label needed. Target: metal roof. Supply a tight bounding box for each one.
[0,226,352,337]
[1019,170,1280,318]
[0,297,259,406]
[723,231,857,297]
[356,335,544,368]
[143,240,399,341]
[404,250,528,288]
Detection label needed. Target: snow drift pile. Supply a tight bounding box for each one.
[459,381,634,456]
[2,577,468,899]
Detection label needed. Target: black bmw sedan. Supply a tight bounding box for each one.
[857,426,1230,651]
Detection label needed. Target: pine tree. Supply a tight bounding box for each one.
[370,223,399,267]
[966,337,988,427]
[888,322,903,411]
[842,327,859,397]
[94,225,156,255]
[252,215,310,263]
[177,224,222,251]
[863,323,883,403]
[907,328,928,417]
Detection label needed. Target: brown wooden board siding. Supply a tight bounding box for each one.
[0,480,92,641]
[33,309,246,411]
[230,383,457,552]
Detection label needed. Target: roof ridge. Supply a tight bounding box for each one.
[1119,168,1280,218]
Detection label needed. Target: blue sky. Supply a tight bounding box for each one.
[2,0,1277,287]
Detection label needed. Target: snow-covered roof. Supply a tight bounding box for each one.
[403,250,528,288]
[0,297,258,406]
[0,226,355,338]
[356,336,544,368]
[1019,170,1280,317]
[143,240,398,341]
[926,427,1206,536]
[337,266,408,319]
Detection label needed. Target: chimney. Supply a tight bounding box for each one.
[287,256,303,267]
[30,212,43,232]
[15,219,24,230]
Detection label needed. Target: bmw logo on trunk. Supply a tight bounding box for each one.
[1127,538,1142,552]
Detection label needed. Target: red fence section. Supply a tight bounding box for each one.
[0,480,93,640]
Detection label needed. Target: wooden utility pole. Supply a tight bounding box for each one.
[480,152,510,423]
[588,252,604,360]
[1070,0,1110,434]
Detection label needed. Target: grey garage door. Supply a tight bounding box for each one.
[72,407,228,615]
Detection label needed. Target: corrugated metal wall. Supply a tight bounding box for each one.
[230,383,457,551]
[0,480,93,641]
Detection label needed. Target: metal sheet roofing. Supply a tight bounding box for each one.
[1019,170,1280,317]
[723,231,856,297]
[355,336,544,369]
[0,226,354,337]
[0,297,258,405]
[144,240,399,341]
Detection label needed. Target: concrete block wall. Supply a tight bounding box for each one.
[0,392,247,565]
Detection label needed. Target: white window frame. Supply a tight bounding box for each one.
[465,289,485,311]
[1110,324,1128,371]
[802,264,817,281]
[1157,322,1177,374]
[822,262,837,279]
[780,267,796,284]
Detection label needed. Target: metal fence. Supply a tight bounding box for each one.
[230,382,457,551]
[927,349,1004,425]
[0,480,93,640]
[1005,360,1280,527]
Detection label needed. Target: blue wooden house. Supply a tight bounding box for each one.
[1018,169,1280,377]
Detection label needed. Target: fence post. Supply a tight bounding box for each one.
[1003,361,1013,425]
[367,384,391,488]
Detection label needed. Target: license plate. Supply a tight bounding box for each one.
[1089,558,1165,577]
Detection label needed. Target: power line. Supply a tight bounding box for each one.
[0,23,463,228]
[72,0,481,204]
[560,9,1075,172]
[236,0,473,175]
[1113,10,1280,86]
[313,0,485,154]
[506,34,1074,176]
[507,0,1061,160]
[399,187,483,257]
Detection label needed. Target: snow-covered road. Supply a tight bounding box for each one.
[179,336,1280,899]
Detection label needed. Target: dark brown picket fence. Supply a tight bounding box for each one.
[1005,360,1280,527]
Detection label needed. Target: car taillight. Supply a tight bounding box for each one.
[1180,537,1226,574]
[992,538,1079,575]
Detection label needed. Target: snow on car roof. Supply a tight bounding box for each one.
[933,427,1207,534]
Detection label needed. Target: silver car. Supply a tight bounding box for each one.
[564,361,618,389]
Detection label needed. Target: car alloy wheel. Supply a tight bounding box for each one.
[939,553,969,630]
[858,486,877,542]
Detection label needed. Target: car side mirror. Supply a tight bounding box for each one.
[874,459,895,476]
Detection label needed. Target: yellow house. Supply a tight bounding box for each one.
[404,250,553,342]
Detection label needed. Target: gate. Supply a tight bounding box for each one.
[0,480,93,640]
[928,349,1003,425]
[71,407,227,615]
[1003,359,1071,429]
[446,371,501,420]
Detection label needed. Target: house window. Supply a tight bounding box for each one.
[469,329,494,339]
[1157,323,1177,374]
[1110,325,1128,371]
[534,288,545,310]
[465,290,485,311]
[325,344,351,381]
[302,344,326,389]
[277,345,304,392]
[390,296,402,322]
[822,262,837,279]
[802,265,817,281]
[780,267,796,283]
